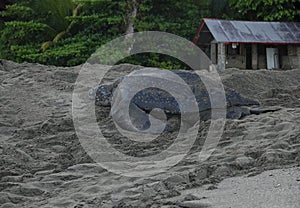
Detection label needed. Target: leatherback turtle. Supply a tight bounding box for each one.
[92,69,277,131]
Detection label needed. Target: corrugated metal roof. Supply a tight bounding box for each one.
[202,19,300,44]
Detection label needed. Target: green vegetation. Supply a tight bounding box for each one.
[228,0,300,21]
[0,0,299,68]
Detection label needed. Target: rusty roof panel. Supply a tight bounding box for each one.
[204,19,300,44]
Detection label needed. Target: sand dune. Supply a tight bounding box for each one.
[0,60,299,208]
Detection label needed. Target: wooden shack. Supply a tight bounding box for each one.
[193,19,300,70]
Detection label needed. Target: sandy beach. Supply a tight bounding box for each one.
[0,60,299,208]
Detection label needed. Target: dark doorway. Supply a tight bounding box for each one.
[245,44,252,69]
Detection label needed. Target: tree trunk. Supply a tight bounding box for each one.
[125,0,138,36]
[125,0,139,54]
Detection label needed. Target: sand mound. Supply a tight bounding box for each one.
[0,60,299,208]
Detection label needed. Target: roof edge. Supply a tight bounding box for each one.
[193,18,300,45]
[202,18,300,24]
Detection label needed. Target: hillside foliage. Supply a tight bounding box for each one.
[0,0,299,68]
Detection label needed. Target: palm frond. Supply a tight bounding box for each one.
[41,41,53,51]
[53,31,67,43]
[27,0,75,32]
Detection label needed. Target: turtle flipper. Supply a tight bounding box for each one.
[112,102,169,133]
[129,103,151,131]
[250,106,281,115]
[226,106,251,119]
[111,102,150,132]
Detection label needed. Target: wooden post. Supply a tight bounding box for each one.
[217,43,225,71]
[211,43,217,64]
[297,46,300,68]
[252,44,258,69]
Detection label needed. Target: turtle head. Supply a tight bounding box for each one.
[94,85,113,106]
